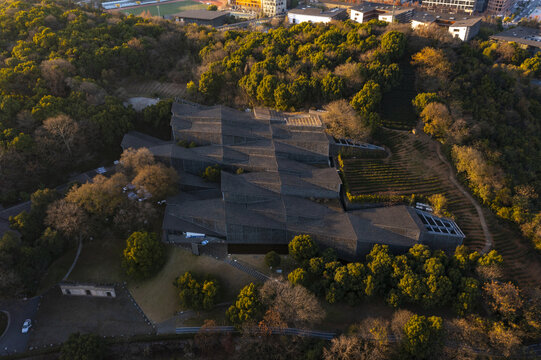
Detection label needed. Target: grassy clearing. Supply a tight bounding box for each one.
[120,0,205,16]
[37,245,78,294]
[129,246,255,323]
[67,233,127,284]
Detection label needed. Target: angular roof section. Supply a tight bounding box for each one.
[491,26,541,49]
[121,101,465,258]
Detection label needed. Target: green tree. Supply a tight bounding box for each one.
[175,271,220,311]
[288,267,308,286]
[521,54,541,76]
[380,31,406,61]
[202,165,220,182]
[365,244,393,297]
[402,314,444,359]
[264,251,281,268]
[122,232,165,279]
[207,4,217,10]
[454,277,480,316]
[226,283,263,328]
[288,234,318,264]
[141,99,173,129]
[256,75,277,107]
[60,332,105,360]
[321,73,345,102]
[350,80,381,116]
[199,70,223,99]
[412,92,440,113]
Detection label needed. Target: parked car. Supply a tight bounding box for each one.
[21,319,31,334]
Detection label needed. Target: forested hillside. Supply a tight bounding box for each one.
[409,32,541,250]
[0,0,195,204]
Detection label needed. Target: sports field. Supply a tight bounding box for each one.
[120,0,206,16]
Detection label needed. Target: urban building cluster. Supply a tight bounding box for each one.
[289,2,482,41]
[121,102,465,260]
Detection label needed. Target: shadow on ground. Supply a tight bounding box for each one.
[28,285,153,348]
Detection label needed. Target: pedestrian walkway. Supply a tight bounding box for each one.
[175,326,335,340]
[224,258,269,283]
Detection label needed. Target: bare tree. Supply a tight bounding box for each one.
[445,316,491,359]
[483,281,523,320]
[42,115,79,157]
[45,199,89,239]
[40,59,75,96]
[113,201,158,236]
[132,163,179,200]
[117,147,155,178]
[323,335,364,360]
[194,320,221,359]
[66,173,128,218]
[322,100,371,142]
[390,309,414,341]
[488,322,522,358]
[260,279,325,328]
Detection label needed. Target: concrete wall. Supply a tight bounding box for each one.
[60,284,116,298]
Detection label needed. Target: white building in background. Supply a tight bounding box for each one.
[287,7,347,24]
[411,12,481,41]
[350,3,414,24]
[262,0,286,17]
[421,0,480,14]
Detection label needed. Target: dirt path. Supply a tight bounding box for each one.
[433,141,493,253]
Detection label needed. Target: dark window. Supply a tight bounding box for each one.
[85,290,91,296]
[65,289,71,295]
[106,292,112,297]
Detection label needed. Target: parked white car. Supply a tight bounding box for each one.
[21,319,31,334]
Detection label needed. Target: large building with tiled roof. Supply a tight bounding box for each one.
[121,101,464,260]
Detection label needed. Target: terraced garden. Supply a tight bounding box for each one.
[342,128,541,287]
[342,129,486,252]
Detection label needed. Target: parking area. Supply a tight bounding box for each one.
[0,297,40,356]
[27,285,153,349]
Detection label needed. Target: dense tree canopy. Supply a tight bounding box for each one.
[175,271,220,311]
[410,36,541,251]
[0,0,194,204]
[122,231,165,279]
[192,20,405,113]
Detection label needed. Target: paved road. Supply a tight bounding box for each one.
[0,297,41,356]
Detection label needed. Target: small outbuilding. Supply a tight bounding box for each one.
[59,282,116,298]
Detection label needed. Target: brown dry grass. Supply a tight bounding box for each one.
[67,234,127,284]
[129,246,255,323]
[37,244,79,294]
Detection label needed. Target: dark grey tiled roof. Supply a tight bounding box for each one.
[123,102,465,258]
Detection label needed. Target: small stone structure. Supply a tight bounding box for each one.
[59,282,116,298]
